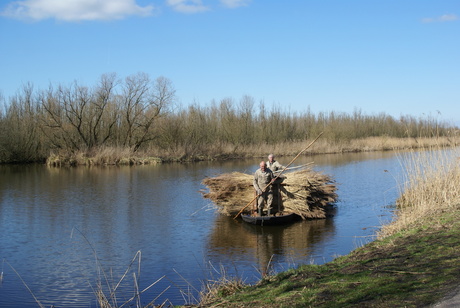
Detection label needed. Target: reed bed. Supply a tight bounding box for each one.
[201,168,337,219]
[143,136,458,162]
[43,136,458,166]
[379,147,460,238]
[46,147,163,166]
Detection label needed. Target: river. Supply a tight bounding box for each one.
[0,151,404,307]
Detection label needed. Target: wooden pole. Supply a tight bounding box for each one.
[233,132,323,219]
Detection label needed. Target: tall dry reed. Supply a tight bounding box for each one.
[198,263,246,306]
[149,136,458,162]
[379,147,460,238]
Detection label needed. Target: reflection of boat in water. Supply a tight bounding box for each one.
[207,215,336,254]
[206,215,336,277]
[241,212,297,226]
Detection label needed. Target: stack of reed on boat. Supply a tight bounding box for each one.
[201,168,338,219]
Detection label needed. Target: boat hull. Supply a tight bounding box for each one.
[241,212,297,226]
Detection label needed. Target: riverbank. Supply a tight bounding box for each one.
[194,148,460,307]
[45,136,457,166]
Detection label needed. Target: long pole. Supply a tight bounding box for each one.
[233,132,323,219]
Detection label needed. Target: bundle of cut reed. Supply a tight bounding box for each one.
[201,168,337,219]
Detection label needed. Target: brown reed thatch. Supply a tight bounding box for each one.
[201,168,338,219]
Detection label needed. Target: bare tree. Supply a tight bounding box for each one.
[120,73,175,151]
[1,83,42,161]
[89,73,119,147]
[39,74,120,152]
[39,85,70,150]
[237,95,255,145]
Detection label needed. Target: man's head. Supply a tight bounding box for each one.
[268,154,274,162]
[259,161,267,170]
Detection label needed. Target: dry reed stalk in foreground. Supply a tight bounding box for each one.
[198,264,246,307]
[70,228,170,308]
[201,168,337,219]
[379,147,460,238]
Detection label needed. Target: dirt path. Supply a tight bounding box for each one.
[432,286,460,308]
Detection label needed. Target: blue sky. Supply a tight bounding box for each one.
[1,0,459,123]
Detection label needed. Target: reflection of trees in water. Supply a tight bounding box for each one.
[296,151,399,168]
[207,215,335,275]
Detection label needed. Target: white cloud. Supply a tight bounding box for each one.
[166,0,209,14]
[1,0,154,21]
[439,14,458,22]
[422,13,458,23]
[220,0,250,9]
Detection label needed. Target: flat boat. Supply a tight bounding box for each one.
[241,212,297,226]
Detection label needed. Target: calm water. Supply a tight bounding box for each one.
[0,151,403,307]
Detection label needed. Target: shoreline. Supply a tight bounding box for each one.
[38,136,458,167]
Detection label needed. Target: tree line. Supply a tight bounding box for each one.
[0,72,457,164]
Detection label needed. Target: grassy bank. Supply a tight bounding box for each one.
[195,148,460,307]
[45,136,457,166]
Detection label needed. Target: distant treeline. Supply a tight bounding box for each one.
[0,72,457,164]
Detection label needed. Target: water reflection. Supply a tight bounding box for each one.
[296,150,402,167]
[208,215,335,276]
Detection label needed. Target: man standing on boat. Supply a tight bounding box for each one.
[267,154,286,214]
[267,154,285,173]
[253,161,275,216]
